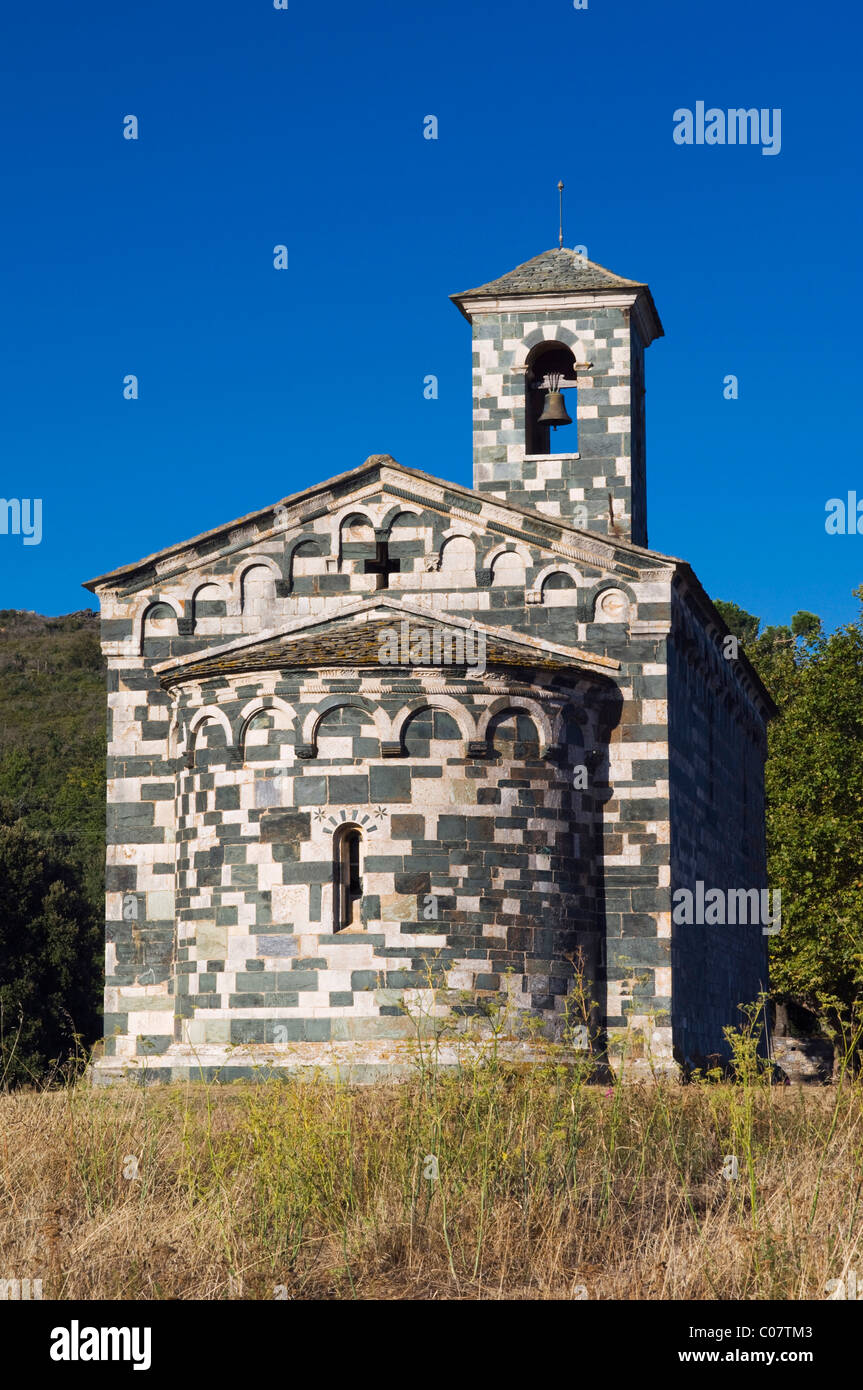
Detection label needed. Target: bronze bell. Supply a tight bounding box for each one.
[537,388,572,429]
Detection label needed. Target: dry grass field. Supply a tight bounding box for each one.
[1,1032,861,1301]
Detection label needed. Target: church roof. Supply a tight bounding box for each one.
[452,247,647,300]
[154,598,621,686]
[450,247,664,340]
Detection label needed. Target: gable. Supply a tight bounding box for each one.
[83,452,690,695]
[83,453,675,602]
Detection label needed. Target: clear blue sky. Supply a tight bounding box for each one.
[1,0,860,633]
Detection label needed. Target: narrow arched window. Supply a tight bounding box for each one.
[333,825,363,931]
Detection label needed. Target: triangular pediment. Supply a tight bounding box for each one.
[83,454,681,598]
[154,596,620,686]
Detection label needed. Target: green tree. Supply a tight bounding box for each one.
[713,599,761,650]
[0,610,105,1085]
[765,596,863,1023]
[715,590,863,1026]
[0,820,101,1087]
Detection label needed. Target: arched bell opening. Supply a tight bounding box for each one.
[525,342,578,456]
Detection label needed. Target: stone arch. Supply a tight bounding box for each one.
[335,509,378,577]
[533,562,581,596]
[185,706,233,767]
[539,568,580,608]
[483,540,532,570]
[154,579,193,613]
[441,524,480,539]
[400,705,470,757]
[488,546,528,587]
[191,577,230,602]
[380,503,423,534]
[140,600,178,652]
[516,324,589,371]
[486,708,543,758]
[333,506,376,565]
[232,553,282,587]
[525,339,579,387]
[239,695,294,726]
[588,581,635,624]
[188,705,234,746]
[390,695,475,750]
[315,703,380,761]
[285,536,326,591]
[241,565,278,614]
[190,580,230,631]
[384,507,427,579]
[476,697,555,754]
[126,595,157,653]
[332,503,377,533]
[238,696,294,761]
[439,534,476,572]
[301,695,390,754]
[234,555,282,614]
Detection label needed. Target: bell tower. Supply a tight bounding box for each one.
[451,247,663,546]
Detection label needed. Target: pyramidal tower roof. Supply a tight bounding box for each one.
[450,246,663,340]
[452,246,646,300]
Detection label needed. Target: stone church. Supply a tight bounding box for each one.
[84,246,774,1083]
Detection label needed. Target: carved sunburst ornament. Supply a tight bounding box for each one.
[314,807,388,835]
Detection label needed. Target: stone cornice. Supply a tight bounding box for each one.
[457,289,663,347]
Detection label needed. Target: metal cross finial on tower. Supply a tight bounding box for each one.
[558,180,564,249]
